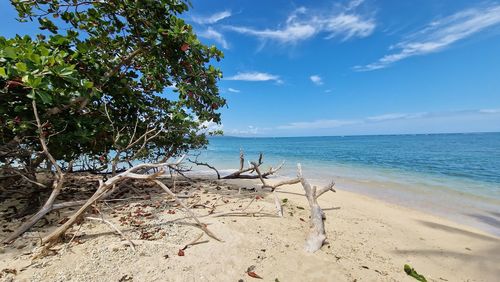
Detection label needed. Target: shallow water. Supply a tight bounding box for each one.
[192,133,500,235]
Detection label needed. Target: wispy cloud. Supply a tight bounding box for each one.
[226,3,375,44]
[277,109,500,130]
[192,10,232,24]
[225,72,283,83]
[198,120,223,133]
[355,4,500,71]
[479,108,500,114]
[199,27,229,49]
[228,87,240,93]
[366,112,427,122]
[310,75,323,85]
[229,125,261,135]
[278,119,359,130]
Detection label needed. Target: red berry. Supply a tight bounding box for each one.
[180,43,189,52]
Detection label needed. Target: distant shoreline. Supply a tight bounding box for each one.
[216,131,500,139]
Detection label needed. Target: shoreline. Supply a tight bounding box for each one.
[228,177,500,281]
[190,163,500,237]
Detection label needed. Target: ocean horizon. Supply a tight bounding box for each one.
[193,132,500,235]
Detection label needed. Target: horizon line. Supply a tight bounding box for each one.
[215,131,500,139]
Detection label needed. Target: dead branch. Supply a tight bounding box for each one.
[297,163,336,253]
[153,180,221,241]
[188,158,220,179]
[249,162,300,217]
[222,151,284,180]
[2,101,65,243]
[41,156,187,245]
[86,216,136,251]
[209,207,278,218]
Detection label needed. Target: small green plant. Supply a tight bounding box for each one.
[404,264,427,282]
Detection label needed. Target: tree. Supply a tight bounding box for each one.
[1,0,225,174]
[0,0,225,242]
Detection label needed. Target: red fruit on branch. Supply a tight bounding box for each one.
[180,43,189,52]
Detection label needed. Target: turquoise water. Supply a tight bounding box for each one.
[193,133,500,235]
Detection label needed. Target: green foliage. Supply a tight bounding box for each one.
[404,264,427,282]
[1,0,226,171]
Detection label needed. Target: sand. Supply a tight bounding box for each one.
[1,177,499,282]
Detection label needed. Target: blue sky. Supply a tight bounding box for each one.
[2,0,500,136]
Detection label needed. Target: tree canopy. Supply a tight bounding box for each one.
[0,0,225,174]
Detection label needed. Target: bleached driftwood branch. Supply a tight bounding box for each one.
[86,216,136,251]
[40,155,219,245]
[250,161,300,217]
[222,150,284,180]
[297,163,336,252]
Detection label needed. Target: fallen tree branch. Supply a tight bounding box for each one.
[40,157,187,245]
[188,158,220,179]
[153,180,221,241]
[86,216,136,251]
[222,151,284,180]
[209,207,277,218]
[250,161,300,217]
[297,163,336,252]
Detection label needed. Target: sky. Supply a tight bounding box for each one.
[2,0,500,137]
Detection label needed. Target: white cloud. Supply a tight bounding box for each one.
[192,10,231,24]
[346,0,365,11]
[278,119,359,130]
[479,108,500,114]
[228,88,240,93]
[310,75,323,85]
[199,27,229,49]
[366,112,427,122]
[229,125,260,135]
[355,4,500,71]
[199,120,223,133]
[225,72,282,83]
[277,109,500,131]
[226,4,375,44]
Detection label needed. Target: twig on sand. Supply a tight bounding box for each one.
[181,233,207,250]
[153,179,221,242]
[86,216,136,251]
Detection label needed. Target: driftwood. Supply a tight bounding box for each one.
[39,156,220,246]
[297,163,336,252]
[188,156,221,179]
[86,216,136,251]
[222,150,284,180]
[250,161,300,217]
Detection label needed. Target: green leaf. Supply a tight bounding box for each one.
[404,264,427,282]
[37,91,53,104]
[3,47,16,59]
[83,81,94,89]
[0,67,6,78]
[29,53,41,64]
[26,76,43,88]
[15,62,28,72]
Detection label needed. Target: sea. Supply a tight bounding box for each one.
[191,132,500,236]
